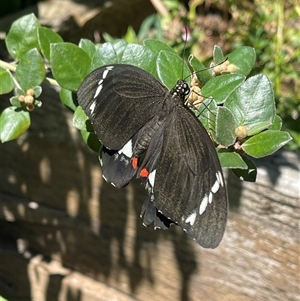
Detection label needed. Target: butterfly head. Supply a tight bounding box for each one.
[172,80,190,101]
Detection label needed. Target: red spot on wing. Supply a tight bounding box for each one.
[139,168,149,178]
[131,157,138,169]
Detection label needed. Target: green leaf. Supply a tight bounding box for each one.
[144,39,176,54]
[225,74,275,135]
[269,115,282,131]
[197,98,217,133]
[214,107,236,146]
[188,54,213,85]
[213,45,225,64]
[50,42,91,91]
[0,67,14,94]
[123,26,137,43]
[247,121,275,136]
[73,106,89,131]
[38,26,63,60]
[15,88,25,96]
[201,74,245,104]
[0,107,30,142]
[227,46,256,76]
[81,129,101,153]
[60,88,77,111]
[74,107,100,152]
[242,130,292,158]
[5,13,40,59]
[15,48,46,90]
[92,42,123,69]
[79,38,96,59]
[34,99,42,108]
[121,43,157,75]
[217,150,248,169]
[33,86,42,98]
[231,155,257,182]
[156,51,190,89]
[10,96,22,107]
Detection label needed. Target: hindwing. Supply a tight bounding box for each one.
[141,105,228,248]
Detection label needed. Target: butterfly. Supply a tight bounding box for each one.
[77,63,228,248]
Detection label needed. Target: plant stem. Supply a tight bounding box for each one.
[0,59,60,88]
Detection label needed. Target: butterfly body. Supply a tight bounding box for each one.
[78,64,228,248]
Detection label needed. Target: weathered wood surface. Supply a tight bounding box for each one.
[0,84,299,301]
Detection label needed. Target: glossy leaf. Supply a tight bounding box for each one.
[79,38,96,59]
[73,106,89,131]
[38,26,63,60]
[15,48,46,90]
[0,67,14,94]
[242,130,292,158]
[188,54,213,85]
[50,42,91,91]
[121,43,157,75]
[201,74,245,104]
[217,150,248,169]
[144,39,176,54]
[225,74,275,135]
[33,86,42,98]
[91,42,123,69]
[74,106,100,152]
[213,45,225,64]
[227,46,256,76]
[157,51,190,89]
[5,13,40,59]
[197,98,217,134]
[269,115,282,131]
[10,96,21,107]
[0,107,30,142]
[60,88,77,111]
[214,107,236,146]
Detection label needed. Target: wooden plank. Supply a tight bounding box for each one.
[0,241,138,301]
[0,84,299,301]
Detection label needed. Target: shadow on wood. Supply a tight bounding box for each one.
[0,82,299,301]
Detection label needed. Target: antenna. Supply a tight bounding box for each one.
[181,27,189,80]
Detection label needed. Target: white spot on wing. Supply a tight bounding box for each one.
[211,179,220,193]
[148,169,156,188]
[199,194,208,215]
[185,211,197,226]
[208,192,213,204]
[118,140,133,158]
[216,171,224,187]
[93,66,114,99]
[89,101,97,114]
[102,66,114,78]
[93,83,103,99]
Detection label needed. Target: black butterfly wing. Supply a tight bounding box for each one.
[152,106,228,248]
[77,64,168,150]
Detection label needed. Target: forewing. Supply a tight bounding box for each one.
[77,64,168,150]
[154,106,228,248]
